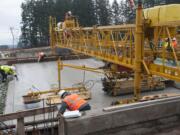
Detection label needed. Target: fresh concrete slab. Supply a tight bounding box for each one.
[5,58,180,114]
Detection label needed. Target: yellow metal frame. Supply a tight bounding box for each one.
[49,4,180,99]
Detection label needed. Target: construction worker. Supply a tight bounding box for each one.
[58,90,91,114]
[162,38,172,52]
[0,65,17,82]
[65,11,72,20]
[63,11,74,39]
[172,37,177,49]
[162,38,168,48]
[37,52,46,62]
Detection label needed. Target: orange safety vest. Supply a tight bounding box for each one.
[172,41,177,48]
[63,94,87,111]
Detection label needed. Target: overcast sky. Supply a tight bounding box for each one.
[0,0,24,45]
[0,0,116,45]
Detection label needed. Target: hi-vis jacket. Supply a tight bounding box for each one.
[63,94,87,111]
[0,65,16,75]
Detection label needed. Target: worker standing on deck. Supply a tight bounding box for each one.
[63,11,74,39]
[58,90,91,114]
[163,38,172,52]
[37,52,46,62]
[172,37,177,49]
[0,65,17,82]
[65,11,72,20]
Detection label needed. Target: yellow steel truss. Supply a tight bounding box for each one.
[49,4,180,98]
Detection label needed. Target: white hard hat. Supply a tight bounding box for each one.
[172,37,176,41]
[59,90,66,98]
[68,11,72,15]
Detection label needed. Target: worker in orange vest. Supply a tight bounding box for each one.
[58,90,91,114]
[172,37,177,49]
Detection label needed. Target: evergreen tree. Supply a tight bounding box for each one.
[54,0,72,22]
[118,0,136,24]
[95,0,111,25]
[72,0,97,26]
[143,0,155,8]
[143,0,180,8]
[20,0,34,48]
[19,0,55,48]
[112,0,120,24]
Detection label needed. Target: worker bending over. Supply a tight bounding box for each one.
[37,52,46,62]
[0,65,17,82]
[58,90,91,114]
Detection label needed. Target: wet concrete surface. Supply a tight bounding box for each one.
[4,58,180,114]
[5,58,107,113]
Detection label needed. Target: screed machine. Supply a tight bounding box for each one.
[49,1,180,100]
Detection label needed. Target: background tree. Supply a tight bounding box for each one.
[20,0,34,48]
[72,0,97,26]
[19,0,179,48]
[19,0,54,48]
[54,0,72,22]
[143,0,180,8]
[95,0,112,25]
[117,0,136,24]
[112,0,120,24]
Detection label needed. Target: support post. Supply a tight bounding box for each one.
[49,16,56,55]
[17,117,25,135]
[58,58,61,91]
[134,0,144,99]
